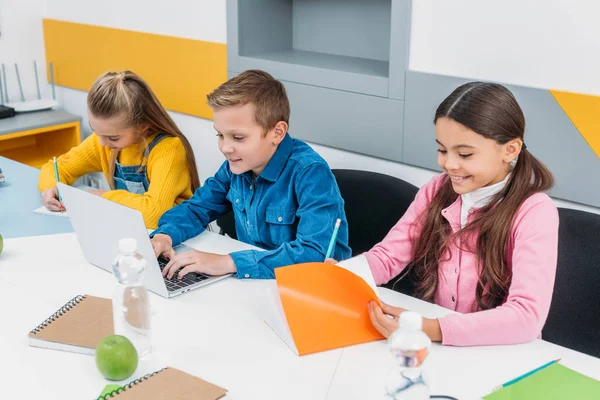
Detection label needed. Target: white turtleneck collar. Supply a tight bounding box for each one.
[460,174,510,228]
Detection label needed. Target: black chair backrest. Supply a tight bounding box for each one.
[217,169,420,254]
[332,169,418,256]
[542,207,600,358]
[217,210,237,239]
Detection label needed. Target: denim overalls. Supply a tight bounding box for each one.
[113,133,169,194]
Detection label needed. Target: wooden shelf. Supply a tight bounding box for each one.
[0,111,81,168]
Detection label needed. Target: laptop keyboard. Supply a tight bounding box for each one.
[157,256,210,292]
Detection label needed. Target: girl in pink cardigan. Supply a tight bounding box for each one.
[364,82,558,346]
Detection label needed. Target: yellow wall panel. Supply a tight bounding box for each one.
[550,89,600,159]
[43,19,227,120]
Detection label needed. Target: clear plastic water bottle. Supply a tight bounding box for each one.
[385,311,431,399]
[112,238,152,358]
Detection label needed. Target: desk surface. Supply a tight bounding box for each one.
[0,155,74,238]
[0,109,81,136]
[2,232,599,400]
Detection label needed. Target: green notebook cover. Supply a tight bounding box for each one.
[484,363,600,400]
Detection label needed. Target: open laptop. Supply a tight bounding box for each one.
[58,183,232,298]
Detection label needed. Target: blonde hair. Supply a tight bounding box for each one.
[206,70,290,134]
[87,70,200,191]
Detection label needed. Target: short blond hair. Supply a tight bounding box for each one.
[207,70,290,133]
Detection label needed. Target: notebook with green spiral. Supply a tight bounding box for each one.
[28,294,113,355]
[97,367,227,400]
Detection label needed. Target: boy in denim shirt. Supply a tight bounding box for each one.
[152,70,351,279]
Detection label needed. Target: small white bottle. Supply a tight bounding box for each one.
[111,238,152,358]
[385,311,432,399]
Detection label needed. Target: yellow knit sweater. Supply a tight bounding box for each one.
[38,133,194,229]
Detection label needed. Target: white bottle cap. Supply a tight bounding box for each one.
[399,311,423,331]
[118,238,138,254]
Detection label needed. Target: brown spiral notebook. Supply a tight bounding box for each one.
[97,367,227,400]
[28,294,113,355]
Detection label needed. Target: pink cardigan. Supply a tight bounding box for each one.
[365,173,559,346]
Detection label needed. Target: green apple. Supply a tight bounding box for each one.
[95,335,138,381]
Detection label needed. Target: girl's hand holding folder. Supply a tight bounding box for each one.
[368,301,406,338]
[369,301,443,342]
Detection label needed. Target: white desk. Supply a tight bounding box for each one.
[1,232,599,399]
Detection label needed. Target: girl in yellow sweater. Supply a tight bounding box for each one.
[38,71,200,228]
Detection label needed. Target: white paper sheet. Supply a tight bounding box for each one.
[262,280,298,355]
[33,205,69,217]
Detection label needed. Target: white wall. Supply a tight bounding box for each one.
[19,0,600,214]
[45,0,226,43]
[0,0,52,103]
[410,0,600,96]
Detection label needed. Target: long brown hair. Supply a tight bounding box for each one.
[406,82,554,310]
[87,71,200,191]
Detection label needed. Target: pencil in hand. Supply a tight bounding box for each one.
[53,156,64,211]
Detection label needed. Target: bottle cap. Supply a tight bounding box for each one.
[118,238,137,254]
[399,311,423,331]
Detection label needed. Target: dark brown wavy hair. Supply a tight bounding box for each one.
[405,82,554,311]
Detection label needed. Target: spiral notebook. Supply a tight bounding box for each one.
[97,367,227,400]
[28,295,113,355]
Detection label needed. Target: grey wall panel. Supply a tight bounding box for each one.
[403,72,468,171]
[403,71,600,207]
[512,87,600,207]
[293,0,391,62]
[230,57,389,97]
[227,0,392,97]
[238,0,293,56]
[282,80,404,162]
[226,0,240,72]
[388,0,412,100]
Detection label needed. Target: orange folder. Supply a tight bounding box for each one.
[267,261,384,356]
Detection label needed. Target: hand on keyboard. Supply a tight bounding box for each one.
[161,250,237,280]
[158,256,209,290]
[151,234,175,260]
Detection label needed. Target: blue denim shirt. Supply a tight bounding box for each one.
[152,133,351,279]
